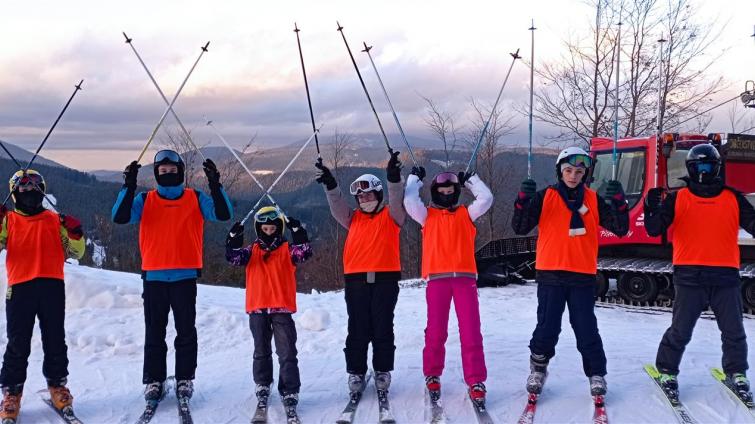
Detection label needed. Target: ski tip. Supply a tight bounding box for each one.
[202,41,210,51]
[511,48,522,59]
[75,80,84,90]
[643,363,659,376]
[361,42,372,53]
[123,32,132,43]
[336,21,343,31]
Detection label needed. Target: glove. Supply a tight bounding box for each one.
[645,187,663,210]
[227,221,244,249]
[410,166,426,181]
[203,159,221,189]
[386,151,402,183]
[287,217,309,244]
[605,180,627,211]
[123,161,141,190]
[315,161,337,190]
[287,217,302,232]
[60,214,83,240]
[520,179,537,196]
[458,171,474,186]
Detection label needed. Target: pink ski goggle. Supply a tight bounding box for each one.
[432,172,459,185]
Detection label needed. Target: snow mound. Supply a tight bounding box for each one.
[297,308,330,331]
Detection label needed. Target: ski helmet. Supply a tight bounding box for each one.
[153,149,185,186]
[349,174,384,207]
[555,146,593,182]
[685,143,721,184]
[9,169,46,212]
[8,169,45,194]
[253,206,286,243]
[430,172,461,207]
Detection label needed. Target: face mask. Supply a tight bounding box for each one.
[14,190,44,213]
[156,172,182,187]
[359,200,379,213]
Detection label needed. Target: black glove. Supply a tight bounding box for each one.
[287,217,309,244]
[287,217,301,231]
[520,179,537,196]
[645,187,663,210]
[410,166,426,181]
[386,151,402,183]
[203,159,221,189]
[123,161,141,190]
[458,171,474,186]
[605,180,627,211]
[315,161,337,190]
[226,221,244,249]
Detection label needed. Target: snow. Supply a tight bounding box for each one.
[0,257,753,423]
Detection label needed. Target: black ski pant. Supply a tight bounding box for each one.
[529,282,607,377]
[344,279,400,375]
[249,312,300,396]
[142,279,197,384]
[656,267,748,375]
[0,278,69,388]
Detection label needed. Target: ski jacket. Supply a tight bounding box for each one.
[0,210,85,286]
[111,184,233,281]
[342,207,401,274]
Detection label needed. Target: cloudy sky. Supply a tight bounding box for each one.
[1,0,753,170]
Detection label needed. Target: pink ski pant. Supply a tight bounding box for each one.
[422,276,487,385]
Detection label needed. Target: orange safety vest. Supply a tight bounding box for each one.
[343,207,401,274]
[5,210,66,286]
[672,188,740,268]
[245,242,297,313]
[139,190,204,271]
[535,187,600,275]
[421,205,477,279]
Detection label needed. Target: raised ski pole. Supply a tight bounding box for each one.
[0,141,58,211]
[123,33,207,162]
[336,22,393,154]
[654,34,667,188]
[611,6,623,180]
[527,21,536,179]
[204,118,287,220]
[135,40,210,164]
[3,80,83,206]
[362,42,419,168]
[465,48,521,174]
[240,125,323,225]
[293,23,323,165]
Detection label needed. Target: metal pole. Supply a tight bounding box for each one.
[465,49,521,174]
[123,33,207,162]
[135,41,210,163]
[612,6,623,180]
[362,42,419,167]
[527,21,536,179]
[293,23,322,162]
[654,34,667,188]
[240,125,323,225]
[336,22,393,154]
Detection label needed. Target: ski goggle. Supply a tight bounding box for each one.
[154,150,182,164]
[349,180,379,195]
[694,162,715,174]
[565,154,593,168]
[254,208,282,223]
[433,172,459,185]
[10,172,44,189]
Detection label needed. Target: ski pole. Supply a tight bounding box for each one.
[293,23,322,164]
[465,49,521,174]
[135,40,210,164]
[204,118,287,221]
[0,141,58,211]
[123,33,207,162]
[336,22,393,154]
[654,34,667,188]
[240,125,323,225]
[362,42,419,168]
[527,21,536,179]
[611,5,623,181]
[3,80,83,206]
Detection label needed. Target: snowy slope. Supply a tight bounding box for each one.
[0,257,753,423]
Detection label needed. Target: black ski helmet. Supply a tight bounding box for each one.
[430,172,461,207]
[153,149,185,186]
[685,144,720,184]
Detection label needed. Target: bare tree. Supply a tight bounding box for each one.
[329,128,355,170]
[727,101,755,133]
[421,95,460,169]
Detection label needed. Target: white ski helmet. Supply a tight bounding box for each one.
[555,146,593,181]
[349,174,383,195]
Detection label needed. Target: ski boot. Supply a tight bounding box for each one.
[176,380,194,400]
[425,376,441,403]
[375,371,391,391]
[468,382,487,407]
[726,373,754,405]
[144,381,165,402]
[589,375,607,396]
[282,393,300,423]
[0,385,23,423]
[255,384,271,403]
[526,353,549,394]
[347,373,367,395]
[47,380,73,411]
[658,372,679,402]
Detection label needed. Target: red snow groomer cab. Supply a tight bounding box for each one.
[476,133,755,312]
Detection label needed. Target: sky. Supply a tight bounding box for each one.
[0,0,753,170]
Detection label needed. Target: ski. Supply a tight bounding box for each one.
[376,388,395,424]
[516,393,538,424]
[251,392,269,424]
[1,419,16,424]
[467,392,495,424]
[335,372,372,424]
[37,390,83,424]
[710,368,755,417]
[177,395,193,424]
[425,387,447,424]
[592,395,608,424]
[136,377,173,424]
[644,364,698,424]
[283,403,300,424]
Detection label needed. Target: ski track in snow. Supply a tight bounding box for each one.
[0,254,752,423]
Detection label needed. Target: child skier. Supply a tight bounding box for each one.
[645,143,755,402]
[511,146,628,397]
[226,206,312,420]
[314,152,406,401]
[111,150,232,407]
[403,166,493,405]
[0,170,86,422]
